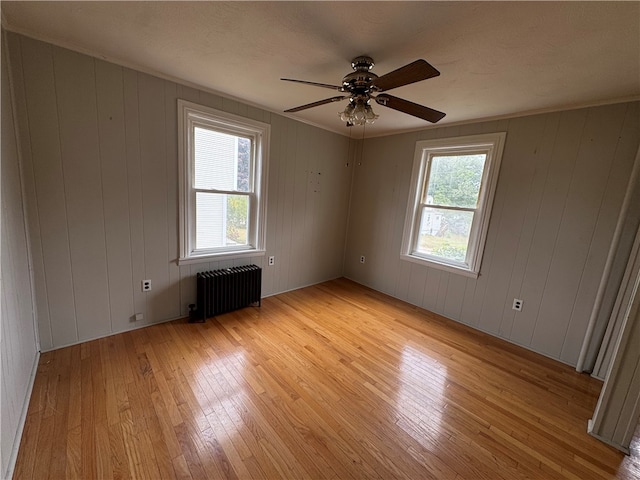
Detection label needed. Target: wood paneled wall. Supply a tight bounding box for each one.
[1,36,39,479]
[7,33,353,352]
[345,103,640,366]
[7,29,640,371]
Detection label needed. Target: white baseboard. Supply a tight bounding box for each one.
[587,418,631,455]
[3,349,40,480]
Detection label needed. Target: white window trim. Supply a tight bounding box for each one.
[401,132,506,278]
[178,100,269,265]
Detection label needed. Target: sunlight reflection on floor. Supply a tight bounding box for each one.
[397,345,448,442]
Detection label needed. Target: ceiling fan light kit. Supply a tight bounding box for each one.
[338,99,379,126]
[283,56,446,126]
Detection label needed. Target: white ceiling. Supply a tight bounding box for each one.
[2,1,639,137]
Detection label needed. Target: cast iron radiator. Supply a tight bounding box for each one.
[195,265,262,321]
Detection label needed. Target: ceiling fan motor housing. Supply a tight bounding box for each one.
[343,56,379,93]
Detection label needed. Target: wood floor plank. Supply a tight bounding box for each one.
[13,278,640,479]
[31,414,55,479]
[118,401,148,478]
[106,422,130,480]
[47,349,71,478]
[64,425,82,479]
[95,422,114,479]
[172,454,193,479]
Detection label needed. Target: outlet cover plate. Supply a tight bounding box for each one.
[513,298,523,311]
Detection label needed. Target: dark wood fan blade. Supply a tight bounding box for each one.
[370,59,440,92]
[285,96,347,113]
[281,78,344,91]
[375,94,445,123]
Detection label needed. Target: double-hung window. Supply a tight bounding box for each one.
[178,100,269,263]
[401,133,506,277]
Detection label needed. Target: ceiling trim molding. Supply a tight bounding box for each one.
[363,94,640,139]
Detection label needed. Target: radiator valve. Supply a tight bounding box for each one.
[188,303,204,323]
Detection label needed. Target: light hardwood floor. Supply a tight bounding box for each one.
[13,278,640,479]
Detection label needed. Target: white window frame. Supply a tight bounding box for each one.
[178,100,269,264]
[401,132,506,277]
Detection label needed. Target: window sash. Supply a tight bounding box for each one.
[189,187,257,255]
[411,205,480,268]
[191,191,255,254]
[192,123,255,193]
[421,152,487,209]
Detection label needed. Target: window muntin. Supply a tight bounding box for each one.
[402,133,505,277]
[179,100,269,263]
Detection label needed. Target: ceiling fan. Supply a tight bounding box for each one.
[282,56,445,126]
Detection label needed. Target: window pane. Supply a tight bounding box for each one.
[416,207,474,263]
[194,127,251,192]
[196,193,249,249]
[425,154,486,208]
[225,194,249,245]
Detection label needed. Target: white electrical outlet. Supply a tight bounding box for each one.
[513,298,523,311]
[142,279,152,292]
[134,313,144,321]
[268,256,275,266]
[360,255,365,264]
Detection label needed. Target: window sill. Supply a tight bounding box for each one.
[400,253,479,279]
[179,249,265,266]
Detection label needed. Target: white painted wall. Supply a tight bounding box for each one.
[6,33,353,351]
[1,34,39,480]
[345,104,640,366]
